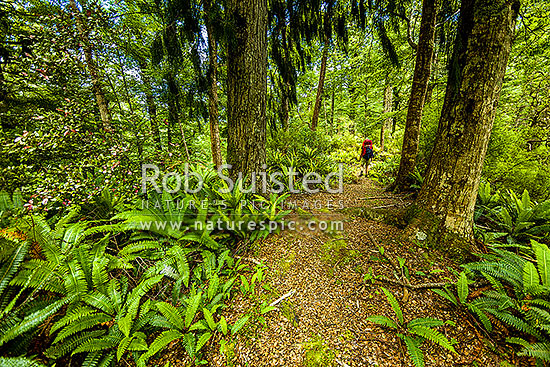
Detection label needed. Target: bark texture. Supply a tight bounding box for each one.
[226,0,268,178]
[392,0,438,192]
[405,0,520,258]
[68,0,112,131]
[205,2,223,169]
[310,43,328,131]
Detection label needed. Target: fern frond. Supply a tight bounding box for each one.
[381,287,403,324]
[156,302,185,330]
[403,335,424,367]
[53,313,112,344]
[137,329,183,367]
[0,241,29,296]
[408,326,456,353]
[366,315,398,329]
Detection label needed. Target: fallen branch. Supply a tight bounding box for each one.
[360,196,395,200]
[371,204,398,210]
[269,290,296,307]
[376,277,448,289]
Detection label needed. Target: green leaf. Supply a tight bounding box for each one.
[366,315,398,329]
[203,308,216,330]
[195,332,212,352]
[457,271,469,304]
[156,302,185,330]
[185,292,202,328]
[533,241,550,286]
[137,329,183,366]
[408,325,456,353]
[207,274,219,301]
[404,335,424,367]
[523,262,540,293]
[231,315,250,335]
[219,316,228,335]
[381,287,403,324]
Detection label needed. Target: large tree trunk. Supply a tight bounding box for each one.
[138,61,162,150]
[380,83,393,151]
[391,0,438,192]
[226,0,268,178]
[404,0,520,258]
[310,42,328,131]
[68,0,112,131]
[205,2,223,169]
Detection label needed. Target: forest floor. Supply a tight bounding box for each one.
[201,178,511,367]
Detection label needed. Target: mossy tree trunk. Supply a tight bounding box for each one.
[205,0,223,169]
[391,0,438,192]
[226,0,268,178]
[311,42,328,131]
[405,0,520,258]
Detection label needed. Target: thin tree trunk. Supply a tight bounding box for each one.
[138,61,162,150]
[205,3,223,169]
[404,0,520,258]
[226,0,268,178]
[279,81,290,130]
[311,42,328,131]
[380,83,392,151]
[391,0,438,192]
[68,0,112,131]
[330,88,335,128]
[166,72,180,148]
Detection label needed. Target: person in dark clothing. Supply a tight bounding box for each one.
[358,138,374,176]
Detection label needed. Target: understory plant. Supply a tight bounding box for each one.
[366,287,457,367]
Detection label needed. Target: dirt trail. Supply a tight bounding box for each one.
[208,179,503,367]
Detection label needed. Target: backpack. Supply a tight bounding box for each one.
[361,140,374,159]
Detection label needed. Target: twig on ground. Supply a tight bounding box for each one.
[371,204,398,209]
[269,290,296,307]
[360,196,395,200]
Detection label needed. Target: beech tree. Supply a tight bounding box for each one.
[404,0,521,257]
[226,0,268,177]
[390,0,438,191]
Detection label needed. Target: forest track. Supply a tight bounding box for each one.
[203,179,505,367]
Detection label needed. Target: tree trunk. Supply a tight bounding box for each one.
[166,72,180,148]
[380,83,393,151]
[330,88,335,128]
[279,81,290,130]
[226,0,268,178]
[205,4,223,169]
[404,0,520,258]
[310,42,328,131]
[391,0,438,192]
[138,61,162,150]
[68,0,112,131]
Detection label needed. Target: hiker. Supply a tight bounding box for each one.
[358,138,374,176]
